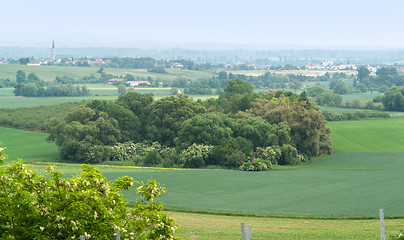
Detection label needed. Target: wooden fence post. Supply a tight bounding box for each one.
[380,209,385,240]
[241,223,246,240]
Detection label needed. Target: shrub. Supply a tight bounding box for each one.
[255,146,282,165]
[239,160,271,171]
[180,143,212,168]
[110,142,137,162]
[391,230,404,239]
[279,144,299,165]
[224,149,248,168]
[143,150,163,166]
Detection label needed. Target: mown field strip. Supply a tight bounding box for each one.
[171,212,404,239]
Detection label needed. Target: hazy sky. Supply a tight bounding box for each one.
[2,0,404,49]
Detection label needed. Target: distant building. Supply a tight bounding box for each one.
[171,62,183,68]
[107,78,125,84]
[51,40,56,60]
[127,81,150,87]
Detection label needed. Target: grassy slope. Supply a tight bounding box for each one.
[0,127,58,163]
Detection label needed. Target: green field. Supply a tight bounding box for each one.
[0,64,215,82]
[0,127,58,163]
[330,116,404,152]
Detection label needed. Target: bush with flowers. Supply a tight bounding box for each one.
[0,143,180,240]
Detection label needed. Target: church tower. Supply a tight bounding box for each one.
[51,40,56,60]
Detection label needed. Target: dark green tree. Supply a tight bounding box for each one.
[117,84,127,95]
[175,113,234,150]
[16,70,27,83]
[147,94,205,146]
[20,83,38,97]
[357,65,370,80]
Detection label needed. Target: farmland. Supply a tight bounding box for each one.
[0,64,216,82]
[2,115,404,238]
[2,117,404,216]
[2,64,404,238]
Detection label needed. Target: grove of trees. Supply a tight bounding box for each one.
[46,79,333,170]
[13,71,89,97]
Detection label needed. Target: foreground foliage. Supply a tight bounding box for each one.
[0,145,179,240]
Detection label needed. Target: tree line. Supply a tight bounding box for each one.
[46,79,332,170]
[13,70,89,97]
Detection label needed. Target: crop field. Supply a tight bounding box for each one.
[329,116,404,152]
[0,127,58,163]
[341,92,383,102]
[0,84,217,108]
[0,64,216,82]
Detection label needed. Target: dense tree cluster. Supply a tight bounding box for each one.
[381,86,404,111]
[356,66,404,90]
[47,79,332,169]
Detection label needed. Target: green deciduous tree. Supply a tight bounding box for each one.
[357,65,370,80]
[117,84,127,95]
[382,86,404,111]
[247,92,332,157]
[307,85,326,97]
[234,117,290,149]
[218,79,258,113]
[16,70,27,83]
[47,106,122,163]
[316,92,343,107]
[20,83,38,97]
[147,94,205,146]
[175,113,234,150]
[0,155,179,239]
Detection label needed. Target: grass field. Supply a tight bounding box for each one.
[171,212,404,239]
